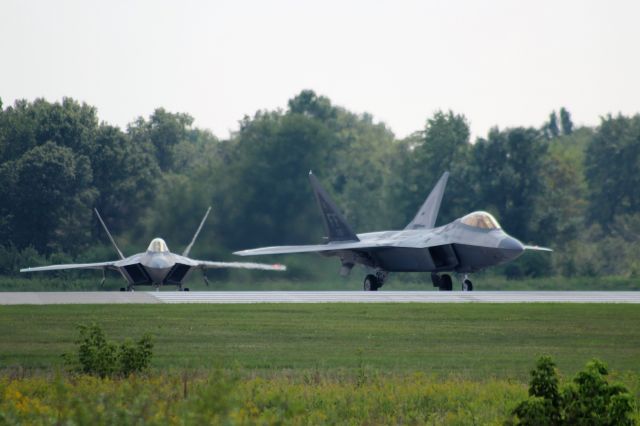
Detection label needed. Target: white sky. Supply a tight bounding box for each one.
[1,0,639,140]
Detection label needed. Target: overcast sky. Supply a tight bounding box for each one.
[1,0,638,140]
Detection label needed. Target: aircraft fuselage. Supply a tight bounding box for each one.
[330,218,524,274]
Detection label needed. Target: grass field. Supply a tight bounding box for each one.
[1,303,639,380]
[2,303,639,424]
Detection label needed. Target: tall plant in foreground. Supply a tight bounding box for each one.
[508,356,635,425]
[64,323,153,378]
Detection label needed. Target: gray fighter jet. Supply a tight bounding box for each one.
[21,208,286,291]
[234,172,550,291]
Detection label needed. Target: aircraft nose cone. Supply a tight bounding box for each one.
[499,236,524,253]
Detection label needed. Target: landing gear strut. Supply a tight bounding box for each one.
[439,274,453,291]
[431,273,453,291]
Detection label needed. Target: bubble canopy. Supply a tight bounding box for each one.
[460,211,501,230]
[147,238,169,252]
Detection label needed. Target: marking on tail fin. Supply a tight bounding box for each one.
[309,171,359,242]
[94,209,125,260]
[405,171,449,230]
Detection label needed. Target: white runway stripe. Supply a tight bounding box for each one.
[1,291,639,305]
[149,291,640,304]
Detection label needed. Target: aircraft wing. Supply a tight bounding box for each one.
[20,261,118,273]
[194,261,287,271]
[234,241,391,256]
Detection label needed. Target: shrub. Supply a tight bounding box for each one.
[508,356,636,425]
[64,323,153,378]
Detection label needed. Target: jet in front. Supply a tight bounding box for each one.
[234,172,550,291]
[21,208,286,291]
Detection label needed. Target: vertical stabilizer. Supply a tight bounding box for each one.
[94,209,125,260]
[309,172,359,242]
[405,171,449,230]
[183,207,212,257]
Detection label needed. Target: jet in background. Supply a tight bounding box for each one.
[21,208,286,291]
[235,172,550,291]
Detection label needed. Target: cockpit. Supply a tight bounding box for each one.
[147,238,169,253]
[460,211,501,230]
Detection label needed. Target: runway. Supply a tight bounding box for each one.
[1,291,640,304]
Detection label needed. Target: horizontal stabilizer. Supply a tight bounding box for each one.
[405,172,449,230]
[309,171,359,242]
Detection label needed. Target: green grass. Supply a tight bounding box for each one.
[0,373,531,425]
[2,303,639,424]
[1,304,639,381]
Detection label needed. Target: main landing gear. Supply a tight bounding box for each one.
[363,271,388,291]
[431,273,474,291]
[462,275,473,291]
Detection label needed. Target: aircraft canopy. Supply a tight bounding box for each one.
[461,211,501,229]
[147,238,169,253]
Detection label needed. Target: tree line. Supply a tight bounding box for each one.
[0,91,638,279]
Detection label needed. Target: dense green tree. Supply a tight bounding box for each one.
[320,110,395,232]
[392,111,471,227]
[0,98,97,163]
[211,90,396,249]
[288,89,337,122]
[128,108,194,172]
[545,111,560,139]
[586,115,640,227]
[532,140,587,246]
[2,141,96,253]
[0,98,166,251]
[213,110,339,249]
[91,124,159,235]
[559,107,573,135]
[1,92,639,279]
[470,127,548,242]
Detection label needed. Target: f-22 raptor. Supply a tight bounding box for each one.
[21,208,286,291]
[235,172,550,291]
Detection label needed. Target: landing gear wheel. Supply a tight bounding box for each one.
[119,287,126,292]
[183,287,190,292]
[431,273,441,288]
[462,279,473,291]
[439,274,453,291]
[363,275,379,291]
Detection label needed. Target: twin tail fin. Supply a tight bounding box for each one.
[308,172,359,242]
